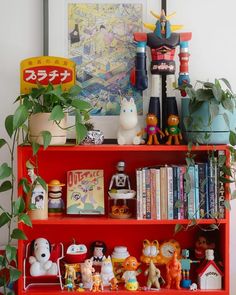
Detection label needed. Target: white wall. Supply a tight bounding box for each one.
[0,0,235,293]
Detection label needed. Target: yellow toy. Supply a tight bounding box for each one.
[140,239,160,264]
[91,272,103,292]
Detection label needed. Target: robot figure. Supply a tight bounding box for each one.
[180,249,199,288]
[109,161,131,191]
[131,9,192,130]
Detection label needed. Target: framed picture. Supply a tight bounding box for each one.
[44,0,148,139]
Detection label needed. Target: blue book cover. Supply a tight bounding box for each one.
[194,164,200,219]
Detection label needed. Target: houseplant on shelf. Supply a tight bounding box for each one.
[15,82,92,147]
[181,78,236,144]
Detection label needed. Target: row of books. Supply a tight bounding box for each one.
[136,151,225,220]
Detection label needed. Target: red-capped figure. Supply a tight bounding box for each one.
[131,9,192,130]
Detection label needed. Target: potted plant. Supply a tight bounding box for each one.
[181,78,236,144]
[15,83,92,146]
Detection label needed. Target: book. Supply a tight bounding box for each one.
[160,165,168,220]
[155,168,161,220]
[172,166,178,219]
[136,168,143,220]
[187,165,195,219]
[198,162,208,218]
[150,168,157,220]
[208,157,216,218]
[194,164,200,219]
[67,169,105,215]
[145,168,151,219]
[218,150,225,218]
[179,166,186,219]
[167,166,174,220]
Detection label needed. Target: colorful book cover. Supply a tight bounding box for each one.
[155,168,161,220]
[187,165,195,219]
[194,164,200,219]
[198,162,208,218]
[67,169,105,215]
[136,168,142,220]
[218,150,225,219]
[150,168,157,220]
[179,166,186,219]
[167,166,174,220]
[160,165,168,220]
[208,157,215,218]
[145,168,151,219]
[172,166,178,219]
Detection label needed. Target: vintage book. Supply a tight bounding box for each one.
[179,166,186,219]
[208,157,216,218]
[167,166,174,220]
[187,165,195,219]
[142,168,147,219]
[194,164,200,219]
[155,168,161,220]
[145,168,152,219]
[218,150,225,218]
[67,169,105,215]
[198,162,208,218]
[160,165,168,220]
[150,168,157,220]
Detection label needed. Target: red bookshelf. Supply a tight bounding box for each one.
[17,145,230,295]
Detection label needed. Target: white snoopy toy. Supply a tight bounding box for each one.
[29,238,58,276]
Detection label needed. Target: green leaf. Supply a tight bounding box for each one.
[13,104,28,130]
[0,255,5,267]
[209,224,219,230]
[13,197,25,216]
[0,181,12,192]
[50,105,65,121]
[9,267,21,282]
[219,176,234,183]
[18,178,30,194]
[75,123,87,144]
[224,200,231,210]
[0,212,11,227]
[6,245,17,263]
[174,223,183,234]
[188,218,197,227]
[222,97,234,113]
[7,290,16,295]
[71,99,92,110]
[19,213,32,227]
[223,113,230,129]
[69,85,82,96]
[11,228,27,240]
[212,84,223,102]
[218,154,226,167]
[0,138,7,149]
[5,115,14,138]
[220,78,234,93]
[229,131,236,146]
[40,131,52,149]
[36,176,47,191]
[209,102,219,123]
[31,142,40,156]
[0,163,12,179]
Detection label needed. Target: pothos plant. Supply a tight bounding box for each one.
[0,112,46,294]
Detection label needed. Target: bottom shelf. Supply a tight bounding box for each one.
[20,285,228,295]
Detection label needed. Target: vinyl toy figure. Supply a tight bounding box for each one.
[140,113,165,145]
[122,256,141,291]
[165,114,182,145]
[166,251,181,290]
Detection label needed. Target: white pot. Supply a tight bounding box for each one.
[28,113,67,145]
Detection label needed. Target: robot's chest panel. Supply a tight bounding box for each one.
[147,33,180,49]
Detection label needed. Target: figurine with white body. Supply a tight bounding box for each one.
[80,258,95,289]
[100,256,115,287]
[48,179,65,215]
[90,240,107,266]
[117,97,143,145]
[29,238,58,276]
[109,161,131,191]
[131,9,192,131]
[122,256,141,291]
[144,260,162,290]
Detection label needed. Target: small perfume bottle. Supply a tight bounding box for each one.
[70,24,80,44]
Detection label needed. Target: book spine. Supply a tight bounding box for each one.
[167,167,174,220]
[194,164,200,219]
[179,166,185,219]
[156,168,161,220]
[150,168,157,220]
[208,157,215,218]
[187,165,195,219]
[214,156,218,217]
[205,162,209,218]
[145,168,151,219]
[198,163,207,218]
[136,168,142,220]
[142,168,147,219]
[160,166,168,220]
[218,150,225,218]
[172,166,178,219]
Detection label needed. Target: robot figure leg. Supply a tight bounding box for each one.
[148,74,161,123]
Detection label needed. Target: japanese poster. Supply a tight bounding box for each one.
[67,169,105,215]
[68,3,143,116]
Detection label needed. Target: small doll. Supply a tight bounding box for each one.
[165,114,182,145]
[122,256,141,291]
[48,179,65,215]
[90,240,107,265]
[143,113,165,145]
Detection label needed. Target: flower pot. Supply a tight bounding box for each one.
[181,98,236,144]
[28,113,67,145]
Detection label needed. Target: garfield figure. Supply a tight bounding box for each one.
[140,239,160,264]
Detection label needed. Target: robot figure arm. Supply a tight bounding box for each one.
[130,33,148,91]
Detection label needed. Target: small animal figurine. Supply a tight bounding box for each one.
[64,265,76,291]
[117,97,143,145]
[48,179,65,215]
[143,113,165,145]
[165,114,182,145]
[109,277,119,291]
[140,239,160,264]
[122,256,141,291]
[144,260,162,290]
[100,256,115,286]
[166,251,182,290]
[80,258,95,289]
[90,240,107,266]
[91,272,103,292]
[29,238,58,276]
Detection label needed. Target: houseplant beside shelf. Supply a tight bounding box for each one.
[181,78,236,144]
[15,82,92,146]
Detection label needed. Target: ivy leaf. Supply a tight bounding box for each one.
[71,99,92,110]
[0,163,12,179]
[174,223,183,234]
[0,212,11,227]
[75,123,87,144]
[13,104,28,130]
[40,131,52,149]
[11,228,27,240]
[0,181,12,192]
[26,160,35,170]
[50,105,64,121]
[224,200,231,210]
[31,142,40,156]
[69,85,82,96]
[13,197,25,216]
[9,267,21,282]
[6,245,17,264]
[208,224,219,230]
[209,102,219,123]
[229,131,236,146]
[0,138,7,149]
[18,178,30,194]
[5,115,14,138]
[36,176,47,191]
[19,213,32,227]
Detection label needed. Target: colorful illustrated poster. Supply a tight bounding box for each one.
[68,3,143,116]
[67,169,105,214]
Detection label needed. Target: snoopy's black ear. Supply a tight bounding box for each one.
[48,241,52,253]
[30,239,35,256]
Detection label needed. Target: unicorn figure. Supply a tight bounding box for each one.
[117,97,143,145]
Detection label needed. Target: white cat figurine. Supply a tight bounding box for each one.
[100,256,115,287]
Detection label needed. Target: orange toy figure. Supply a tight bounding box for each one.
[91,272,103,292]
[165,114,182,145]
[109,277,119,291]
[165,251,182,290]
[141,113,165,145]
[122,256,141,290]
